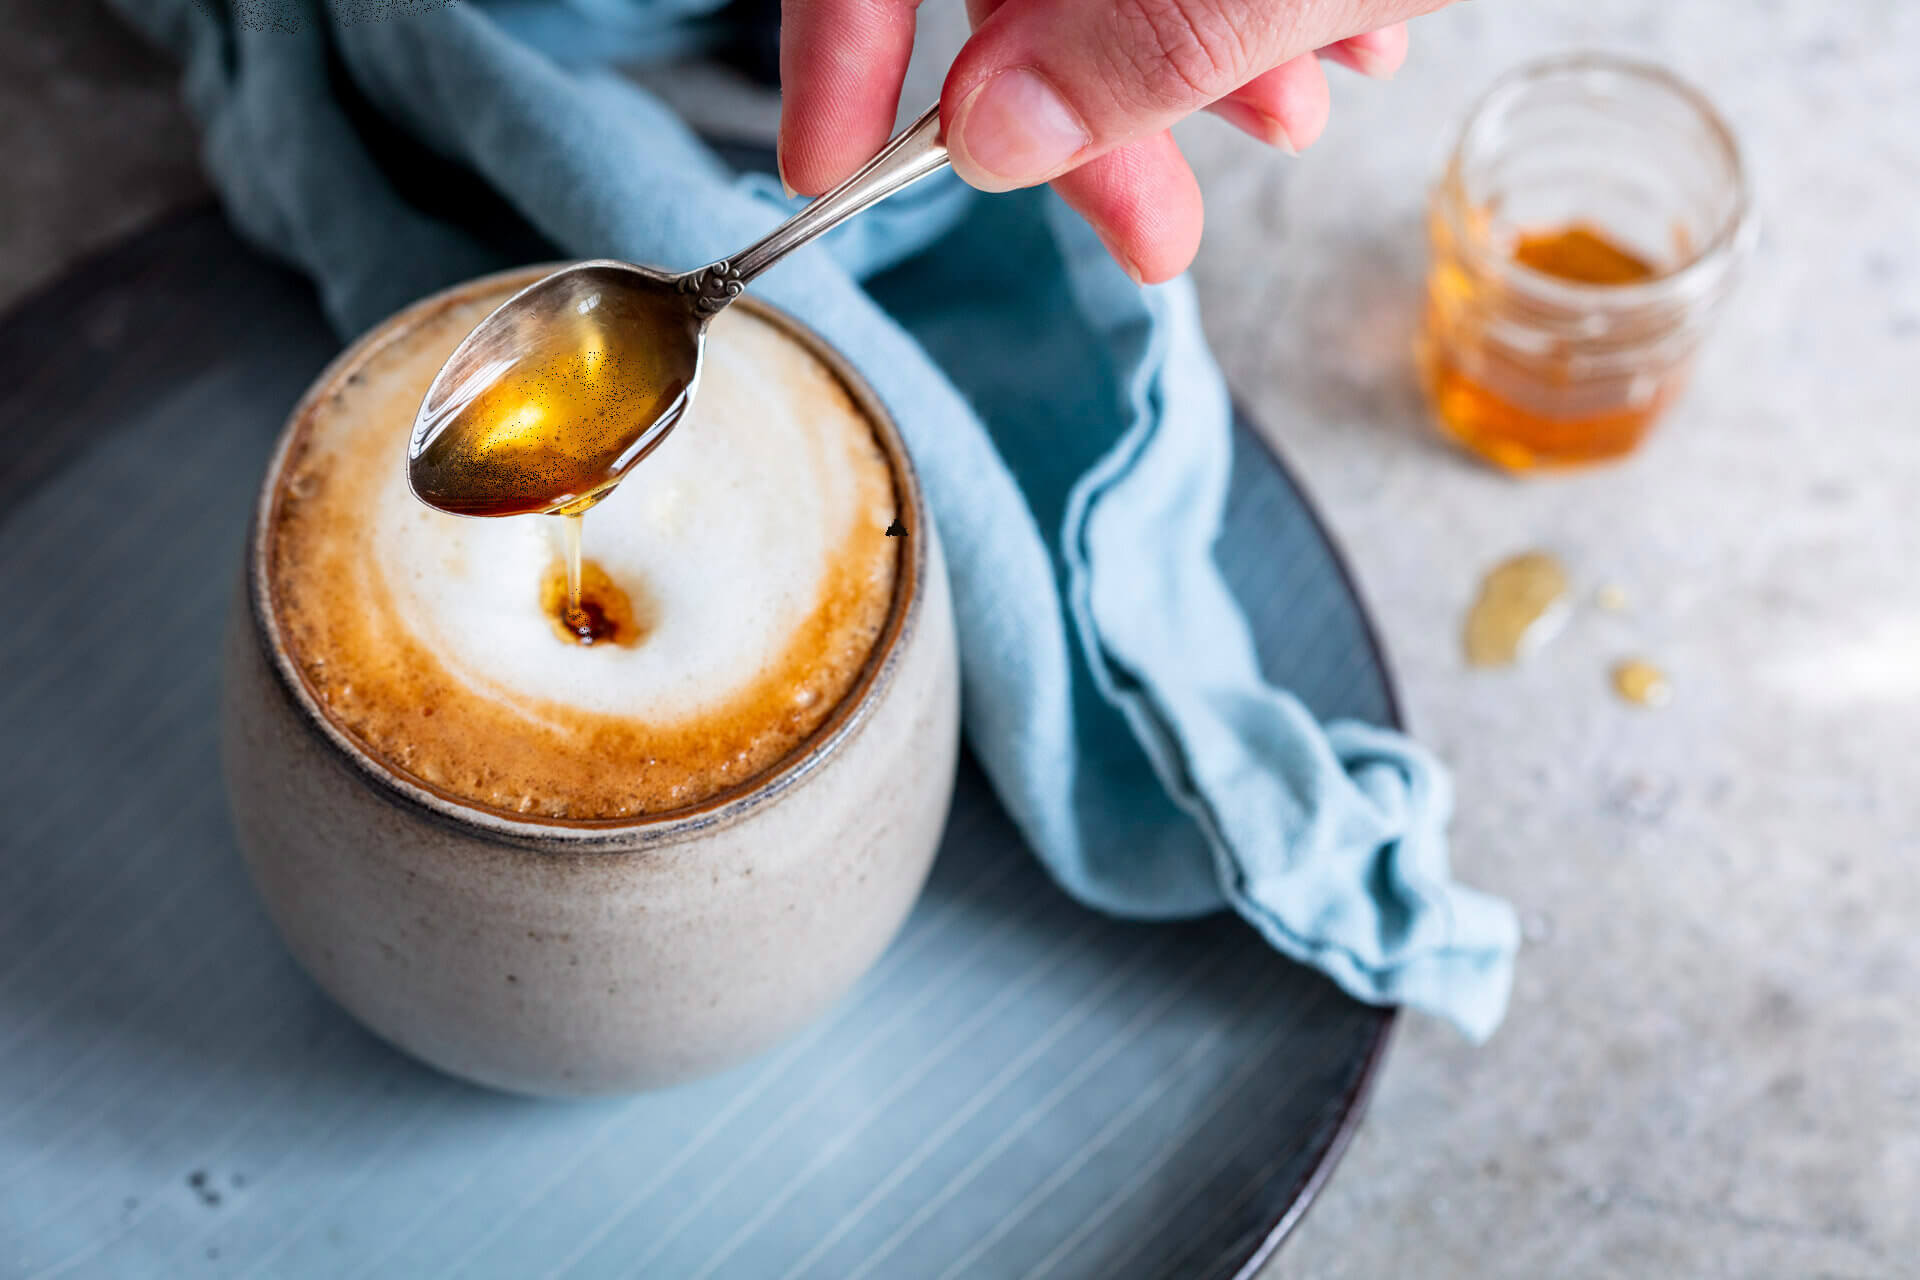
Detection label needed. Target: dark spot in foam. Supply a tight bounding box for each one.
[187,1170,222,1208]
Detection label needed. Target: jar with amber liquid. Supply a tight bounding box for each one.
[1418,55,1754,470]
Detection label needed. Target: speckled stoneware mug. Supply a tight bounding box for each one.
[220,269,959,1097]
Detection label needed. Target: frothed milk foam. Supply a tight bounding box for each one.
[269,281,901,819]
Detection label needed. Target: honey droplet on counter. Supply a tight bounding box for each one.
[1611,659,1672,708]
[1464,551,1571,667]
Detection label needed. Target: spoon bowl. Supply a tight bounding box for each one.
[406,105,950,519]
[407,262,704,517]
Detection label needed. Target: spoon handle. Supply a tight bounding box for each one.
[710,104,950,296]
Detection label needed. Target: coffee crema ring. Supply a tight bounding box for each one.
[268,284,903,821]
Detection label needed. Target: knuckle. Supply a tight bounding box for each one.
[1109,0,1249,108]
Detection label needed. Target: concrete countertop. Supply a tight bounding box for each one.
[1181,7,1917,1276]
[6,1,1915,1275]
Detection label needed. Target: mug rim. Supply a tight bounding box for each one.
[245,263,928,853]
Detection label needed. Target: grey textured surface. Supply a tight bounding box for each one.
[0,0,205,308]
[1177,7,1919,1277]
[4,1,1916,1276]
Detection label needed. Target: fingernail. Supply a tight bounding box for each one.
[775,146,798,201]
[1208,101,1297,155]
[948,68,1089,193]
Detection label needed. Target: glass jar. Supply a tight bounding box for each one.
[1417,54,1755,470]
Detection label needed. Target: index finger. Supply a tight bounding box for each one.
[778,0,922,195]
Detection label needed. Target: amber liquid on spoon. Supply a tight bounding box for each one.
[408,284,695,518]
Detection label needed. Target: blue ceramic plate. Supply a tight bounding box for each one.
[0,206,1396,1280]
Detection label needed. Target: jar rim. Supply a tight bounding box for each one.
[1439,52,1757,313]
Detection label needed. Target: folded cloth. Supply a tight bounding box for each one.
[113,0,1519,1039]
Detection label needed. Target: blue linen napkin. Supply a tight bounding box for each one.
[112,0,1518,1039]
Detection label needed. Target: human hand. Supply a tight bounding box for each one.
[778,0,1451,282]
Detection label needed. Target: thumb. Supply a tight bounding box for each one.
[941,0,1448,191]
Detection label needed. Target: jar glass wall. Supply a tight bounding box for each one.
[1418,54,1755,470]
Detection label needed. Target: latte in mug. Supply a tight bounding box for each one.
[270,286,902,819]
[222,267,959,1095]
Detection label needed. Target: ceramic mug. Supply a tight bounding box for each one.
[220,268,960,1097]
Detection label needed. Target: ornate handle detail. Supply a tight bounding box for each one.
[684,104,950,321]
[678,261,746,317]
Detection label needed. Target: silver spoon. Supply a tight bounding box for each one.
[407,104,951,518]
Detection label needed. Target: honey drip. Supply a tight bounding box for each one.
[1611,658,1672,708]
[541,514,643,647]
[1421,220,1679,470]
[561,512,585,630]
[1464,552,1570,666]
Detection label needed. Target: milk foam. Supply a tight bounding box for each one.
[270,280,901,819]
[372,309,880,723]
